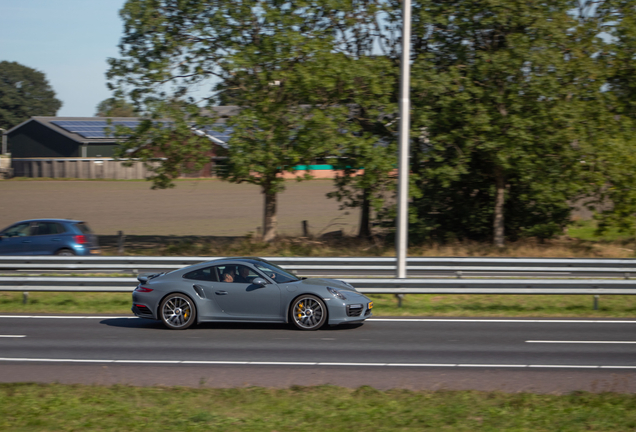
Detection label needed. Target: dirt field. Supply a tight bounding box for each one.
[0,179,360,236]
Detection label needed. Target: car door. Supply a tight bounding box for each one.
[181,266,222,319]
[211,264,282,320]
[0,222,33,255]
[27,222,64,255]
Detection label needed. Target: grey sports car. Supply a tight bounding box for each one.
[131,257,373,330]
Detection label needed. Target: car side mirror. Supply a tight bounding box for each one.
[252,278,267,287]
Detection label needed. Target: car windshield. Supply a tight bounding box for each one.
[253,260,299,283]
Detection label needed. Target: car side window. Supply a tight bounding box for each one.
[34,222,60,236]
[234,265,261,284]
[215,265,237,283]
[183,267,219,282]
[1,223,32,238]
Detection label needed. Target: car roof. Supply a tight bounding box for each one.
[200,257,265,265]
[181,257,268,271]
[14,218,84,224]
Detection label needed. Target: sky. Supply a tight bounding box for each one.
[1,0,127,117]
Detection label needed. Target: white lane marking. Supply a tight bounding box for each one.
[527,340,636,344]
[0,335,26,338]
[369,318,636,324]
[0,357,635,369]
[3,315,636,324]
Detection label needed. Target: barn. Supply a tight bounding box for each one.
[6,107,236,179]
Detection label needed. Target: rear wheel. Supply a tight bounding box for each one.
[290,295,327,330]
[55,248,75,256]
[160,293,196,330]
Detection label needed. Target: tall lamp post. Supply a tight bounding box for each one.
[396,0,412,279]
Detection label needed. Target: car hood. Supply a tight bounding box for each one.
[297,278,359,293]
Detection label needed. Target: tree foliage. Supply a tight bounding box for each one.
[395,0,610,245]
[95,97,138,117]
[0,61,62,129]
[107,0,636,244]
[108,0,394,241]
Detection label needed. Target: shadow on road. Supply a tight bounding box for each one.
[99,318,364,332]
[99,318,165,330]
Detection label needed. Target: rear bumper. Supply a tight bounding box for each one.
[132,304,156,319]
[71,245,101,256]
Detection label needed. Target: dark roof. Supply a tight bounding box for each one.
[6,106,240,146]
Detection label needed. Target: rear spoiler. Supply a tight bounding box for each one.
[137,272,165,284]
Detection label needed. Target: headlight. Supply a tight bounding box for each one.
[327,287,347,300]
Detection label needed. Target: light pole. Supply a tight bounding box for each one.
[396,0,412,279]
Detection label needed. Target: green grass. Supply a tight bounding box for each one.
[568,219,635,242]
[2,291,635,318]
[1,383,635,431]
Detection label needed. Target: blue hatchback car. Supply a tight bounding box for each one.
[0,219,100,256]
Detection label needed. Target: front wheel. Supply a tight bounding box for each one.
[290,295,327,330]
[160,293,197,330]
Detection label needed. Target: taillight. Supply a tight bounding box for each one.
[74,235,87,244]
[135,286,153,293]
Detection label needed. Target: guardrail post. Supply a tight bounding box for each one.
[593,295,599,311]
[117,231,126,255]
[395,293,404,307]
[625,272,630,280]
[456,271,463,279]
[22,292,29,305]
[302,220,309,237]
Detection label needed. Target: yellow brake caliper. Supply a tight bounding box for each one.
[297,302,303,318]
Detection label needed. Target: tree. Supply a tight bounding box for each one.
[0,61,62,129]
[401,0,604,246]
[95,97,137,117]
[113,99,216,189]
[583,0,636,234]
[108,0,361,241]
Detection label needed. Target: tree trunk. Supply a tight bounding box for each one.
[358,189,372,238]
[262,189,277,242]
[493,166,505,247]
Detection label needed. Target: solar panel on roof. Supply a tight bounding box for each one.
[50,120,233,143]
[51,120,141,139]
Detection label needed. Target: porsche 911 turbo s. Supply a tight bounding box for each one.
[131,257,373,330]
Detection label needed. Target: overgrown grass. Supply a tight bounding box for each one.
[568,219,635,243]
[2,291,635,317]
[1,383,635,431]
[99,233,636,258]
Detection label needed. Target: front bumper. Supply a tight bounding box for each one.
[326,293,373,326]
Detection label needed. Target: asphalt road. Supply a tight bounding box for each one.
[1,315,636,392]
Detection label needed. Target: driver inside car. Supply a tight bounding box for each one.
[234,266,252,284]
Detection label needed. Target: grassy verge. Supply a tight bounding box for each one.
[1,383,635,431]
[2,291,635,317]
[95,232,636,258]
[568,219,634,242]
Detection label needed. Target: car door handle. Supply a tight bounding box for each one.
[51,238,61,241]
[22,240,31,243]
[215,290,228,295]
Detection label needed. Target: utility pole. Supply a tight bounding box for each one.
[396,0,412,279]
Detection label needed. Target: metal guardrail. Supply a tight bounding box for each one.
[1,256,636,277]
[0,276,635,295]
